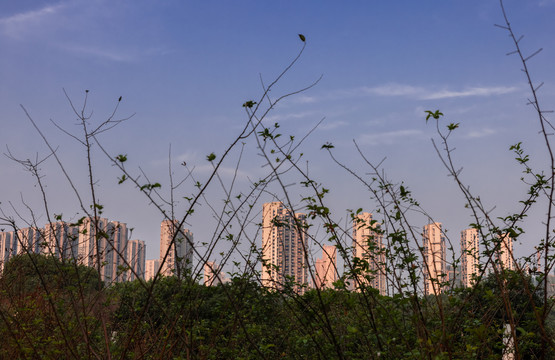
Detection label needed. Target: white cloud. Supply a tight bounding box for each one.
[360,83,517,100]
[266,110,319,123]
[319,120,347,131]
[298,84,518,104]
[61,43,174,63]
[357,129,424,146]
[420,86,517,100]
[62,44,133,62]
[362,84,422,97]
[0,3,66,38]
[292,95,318,104]
[465,128,497,138]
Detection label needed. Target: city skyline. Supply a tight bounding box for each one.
[0,210,547,295]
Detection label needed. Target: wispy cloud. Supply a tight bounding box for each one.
[266,110,320,123]
[0,3,66,38]
[319,120,348,131]
[465,128,497,138]
[357,129,424,146]
[62,44,134,62]
[290,83,518,105]
[362,84,422,97]
[420,87,517,100]
[292,95,318,104]
[361,83,518,100]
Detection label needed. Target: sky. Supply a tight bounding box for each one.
[1,0,555,273]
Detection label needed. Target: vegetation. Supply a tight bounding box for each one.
[1,261,550,358]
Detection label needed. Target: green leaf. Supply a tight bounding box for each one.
[425,110,443,122]
[242,100,257,108]
[206,152,216,162]
[321,142,334,149]
[447,123,460,131]
[116,154,127,163]
[298,34,306,42]
[140,183,161,191]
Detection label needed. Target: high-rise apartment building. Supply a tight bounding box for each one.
[261,202,308,292]
[352,212,386,295]
[145,259,160,281]
[78,217,129,283]
[423,222,447,296]
[17,227,41,255]
[204,261,227,286]
[447,264,462,288]
[460,228,480,288]
[496,233,515,271]
[0,231,16,272]
[126,239,146,281]
[159,219,194,278]
[314,244,337,289]
[43,221,79,261]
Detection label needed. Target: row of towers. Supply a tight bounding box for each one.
[260,203,386,294]
[0,218,144,283]
[423,223,516,295]
[259,202,518,296]
[0,218,194,284]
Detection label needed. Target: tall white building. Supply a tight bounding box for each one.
[43,222,79,261]
[204,261,227,286]
[159,219,194,278]
[16,227,41,255]
[0,231,16,272]
[352,212,386,295]
[261,202,308,293]
[126,239,146,281]
[145,259,160,281]
[314,245,337,289]
[496,233,515,271]
[423,222,447,296]
[460,228,480,288]
[78,217,129,283]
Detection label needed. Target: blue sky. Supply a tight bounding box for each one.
[1,0,554,269]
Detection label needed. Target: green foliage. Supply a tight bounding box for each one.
[0,254,105,357]
[2,253,102,295]
[115,154,127,163]
[206,152,216,162]
[140,182,161,191]
[425,109,443,122]
[242,100,257,108]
